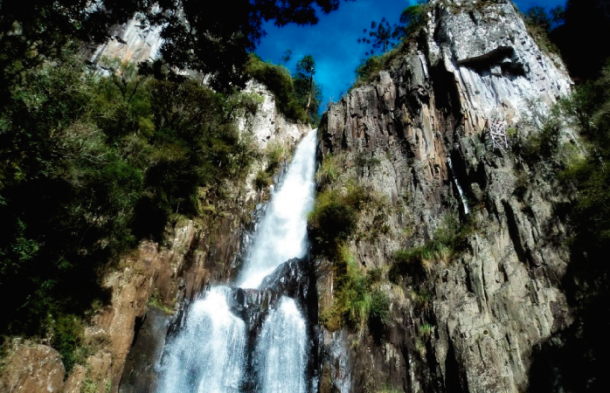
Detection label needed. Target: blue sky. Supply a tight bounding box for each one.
[255,0,566,111]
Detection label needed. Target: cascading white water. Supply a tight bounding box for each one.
[157,287,246,393]
[157,130,317,393]
[238,130,317,289]
[256,297,307,393]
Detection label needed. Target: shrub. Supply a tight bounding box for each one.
[310,201,357,244]
[390,215,471,283]
[315,153,343,187]
[265,141,286,172]
[245,55,308,123]
[308,187,364,251]
[321,245,391,338]
[254,170,272,190]
[51,314,85,373]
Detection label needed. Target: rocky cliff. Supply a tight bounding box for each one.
[314,1,575,392]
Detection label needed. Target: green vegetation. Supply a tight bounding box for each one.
[389,215,473,284]
[354,41,409,87]
[253,141,289,191]
[310,154,392,337]
[357,2,429,57]
[264,141,287,172]
[245,54,321,124]
[0,53,258,361]
[354,2,430,86]
[51,315,87,373]
[254,170,273,191]
[315,153,343,188]
[397,3,429,38]
[320,245,391,340]
[549,0,610,81]
[148,291,175,315]
[308,180,386,251]
[0,0,347,104]
[515,62,610,391]
[359,18,395,56]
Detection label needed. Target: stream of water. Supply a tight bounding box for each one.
[157,130,317,393]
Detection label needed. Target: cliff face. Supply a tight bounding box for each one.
[0,82,310,393]
[315,1,574,392]
[89,14,163,65]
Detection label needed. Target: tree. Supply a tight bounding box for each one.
[525,6,552,31]
[0,0,351,104]
[296,55,316,113]
[550,0,610,81]
[357,3,429,56]
[281,49,293,65]
[358,18,395,56]
[396,3,427,38]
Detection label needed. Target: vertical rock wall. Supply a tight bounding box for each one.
[315,1,574,392]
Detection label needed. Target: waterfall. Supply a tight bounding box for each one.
[157,130,317,393]
[256,297,307,393]
[447,156,470,215]
[238,130,317,289]
[156,287,246,393]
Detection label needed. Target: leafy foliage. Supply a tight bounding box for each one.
[354,41,408,87]
[0,54,256,346]
[357,3,429,56]
[294,55,322,124]
[0,0,350,102]
[358,18,395,56]
[550,0,610,81]
[518,64,610,392]
[308,177,385,253]
[320,245,391,340]
[245,54,321,124]
[389,215,472,284]
[396,3,429,38]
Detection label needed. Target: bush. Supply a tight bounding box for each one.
[315,153,343,187]
[245,55,308,123]
[309,201,357,244]
[265,141,286,172]
[51,314,85,373]
[321,245,391,339]
[308,182,378,251]
[390,215,471,283]
[254,170,272,190]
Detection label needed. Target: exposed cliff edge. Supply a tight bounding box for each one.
[314,1,575,392]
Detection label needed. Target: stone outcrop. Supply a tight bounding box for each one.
[315,1,574,392]
[0,341,65,393]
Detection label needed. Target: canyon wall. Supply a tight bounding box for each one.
[314,1,575,392]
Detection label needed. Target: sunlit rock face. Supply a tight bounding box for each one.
[0,342,65,393]
[316,1,574,392]
[91,15,163,65]
[427,0,571,128]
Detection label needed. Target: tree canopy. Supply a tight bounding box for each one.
[0,0,351,103]
[356,3,428,56]
[550,0,610,81]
